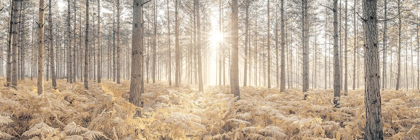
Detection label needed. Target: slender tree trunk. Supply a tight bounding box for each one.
[97,0,101,83]
[302,0,309,92]
[84,0,89,89]
[6,0,14,87]
[396,0,401,90]
[267,0,271,88]
[243,0,249,87]
[67,0,72,83]
[344,0,348,94]
[333,0,341,107]
[231,0,240,99]
[280,0,285,91]
[116,0,121,84]
[196,0,203,92]
[167,0,171,86]
[11,0,20,88]
[175,0,180,87]
[353,0,357,90]
[37,0,45,94]
[363,0,383,139]
[152,0,156,83]
[382,0,387,90]
[49,0,56,88]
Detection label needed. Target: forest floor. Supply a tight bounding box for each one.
[0,78,419,140]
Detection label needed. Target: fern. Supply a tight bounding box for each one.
[22,122,58,138]
[63,122,88,135]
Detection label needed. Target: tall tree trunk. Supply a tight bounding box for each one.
[130,0,144,116]
[67,0,72,83]
[175,0,180,87]
[116,0,121,84]
[37,0,45,94]
[353,0,357,90]
[362,0,383,138]
[73,0,77,82]
[231,0,240,99]
[49,0,56,89]
[396,0,401,90]
[302,0,309,92]
[243,0,249,87]
[84,0,89,89]
[382,0,387,90]
[344,0,348,94]
[267,0,271,88]
[152,0,156,83]
[97,0,101,83]
[280,0,285,91]
[6,0,14,87]
[333,0,341,107]
[11,0,20,88]
[167,0,171,86]
[112,2,116,82]
[196,0,203,92]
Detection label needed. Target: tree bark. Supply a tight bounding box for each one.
[267,0,271,89]
[280,0,285,91]
[37,0,45,94]
[49,0,56,89]
[84,0,89,89]
[302,0,309,92]
[382,0,387,90]
[97,0,101,83]
[344,0,348,94]
[175,0,180,87]
[196,0,203,92]
[243,0,249,87]
[11,0,20,88]
[362,0,383,138]
[130,0,144,115]
[230,0,240,99]
[396,0,401,90]
[116,0,121,84]
[333,0,341,107]
[67,0,72,83]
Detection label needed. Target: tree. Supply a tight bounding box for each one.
[243,0,249,87]
[196,0,204,92]
[175,0,180,87]
[130,0,145,116]
[7,0,15,87]
[382,0,387,90]
[84,0,89,89]
[302,0,309,92]
[230,0,240,99]
[280,0,285,92]
[267,0,271,88]
[38,0,45,94]
[152,0,157,83]
[97,0,101,83]
[362,0,383,138]
[49,0,57,89]
[12,0,20,88]
[67,0,72,83]
[396,0,401,90]
[167,0,171,86]
[344,0,348,94]
[333,0,340,107]
[116,0,121,84]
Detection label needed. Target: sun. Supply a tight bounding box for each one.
[210,30,224,45]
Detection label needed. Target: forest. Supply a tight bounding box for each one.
[0,0,419,139]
